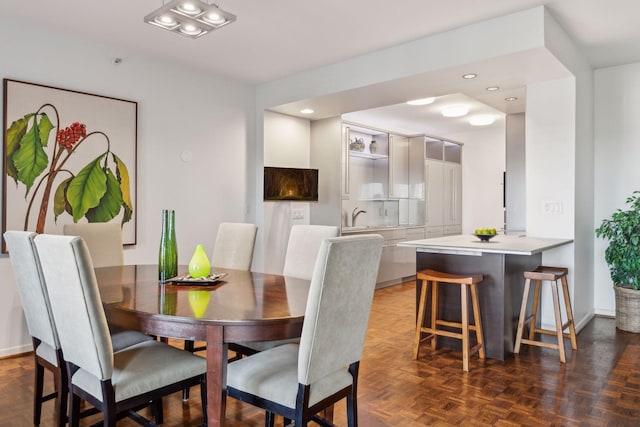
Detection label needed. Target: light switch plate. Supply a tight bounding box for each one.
[292,209,304,220]
[543,201,562,215]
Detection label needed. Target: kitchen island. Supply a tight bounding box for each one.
[398,234,573,360]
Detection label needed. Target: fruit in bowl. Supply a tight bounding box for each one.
[474,228,497,241]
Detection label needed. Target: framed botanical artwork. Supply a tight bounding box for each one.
[3,79,137,251]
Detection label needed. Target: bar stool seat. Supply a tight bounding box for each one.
[413,269,485,372]
[514,266,578,363]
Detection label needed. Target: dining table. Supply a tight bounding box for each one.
[94,264,311,427]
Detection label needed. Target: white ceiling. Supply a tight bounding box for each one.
[5,0,640,134]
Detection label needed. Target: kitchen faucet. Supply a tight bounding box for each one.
[352,207,367,227]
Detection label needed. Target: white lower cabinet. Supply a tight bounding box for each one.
[343,226,425,287]
[443,225,462,235]
[424,159,462,236]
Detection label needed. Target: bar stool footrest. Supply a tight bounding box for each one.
[519,338,560,351]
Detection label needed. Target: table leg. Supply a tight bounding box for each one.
[206,326,227,426]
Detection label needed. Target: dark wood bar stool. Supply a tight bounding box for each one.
[413,269,485,372]
[514,266,578,363]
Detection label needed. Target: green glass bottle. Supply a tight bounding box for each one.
[158,209,178,282]
[189,244,211,278]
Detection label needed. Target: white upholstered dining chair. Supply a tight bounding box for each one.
[63,222,124,268]
[3,231,152,427]
[211,222,258,270]
[230,224,340,357]
[34,234,208,427]
[226,234,383,427]
[282,225,340,280]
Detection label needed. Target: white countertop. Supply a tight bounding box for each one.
[397,234,574,256]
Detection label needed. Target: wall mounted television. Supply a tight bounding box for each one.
[264,167,319,201]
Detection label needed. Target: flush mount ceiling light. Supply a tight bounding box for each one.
[145,0,236,39]
[300,108,314,114]
[462,73,477,79]
[469,115,496,126]
[441,104,470,118]
[406,97,435,106]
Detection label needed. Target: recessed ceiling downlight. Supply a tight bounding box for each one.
[505,97,518,101]
[462,73,477,79]
[300,108,314,114]
[177,2,202,15]
[155,15,178,27]
[469,115,496,126]
[179,23,203,36]
[406,97,435,106]
[441,104,469,118]
[486,86,499,91]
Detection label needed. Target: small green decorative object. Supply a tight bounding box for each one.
[189,244,211,279]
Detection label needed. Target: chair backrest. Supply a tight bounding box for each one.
[63,222,124,268]
[282,225,339,280]
[211,222,258,271]
[4,231,60,351]
[298,234,383,385]
[34,234,114,381]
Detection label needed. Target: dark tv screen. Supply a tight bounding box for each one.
[264,167,319,201]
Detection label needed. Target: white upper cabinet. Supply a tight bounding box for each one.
[424,138,463,234]
[389,134,409,199]
[425,159,444,228]
[443,162,462,226]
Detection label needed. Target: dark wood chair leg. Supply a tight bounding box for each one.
[34,360,45,426]
[69,393,81,427]
[56,367,68,427]
[150,398,164,424]
[264,411,275,427]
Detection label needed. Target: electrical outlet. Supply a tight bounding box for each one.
[543,201,562,215]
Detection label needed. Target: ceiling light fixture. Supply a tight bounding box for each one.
[469,115,496,126]
[145,0,236,39]
[505,97,518,101]
[462,73,477,79]
[300,108,314,114]
[406,97,435,106]
[442,104,470,118]
[486,86,499,91]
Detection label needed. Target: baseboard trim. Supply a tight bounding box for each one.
[0,344,33,359]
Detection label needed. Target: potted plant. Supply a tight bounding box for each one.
[596,190,640,332]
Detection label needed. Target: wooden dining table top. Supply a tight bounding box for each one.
[95,264,311,325]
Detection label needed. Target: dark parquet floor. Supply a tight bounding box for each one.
[1,281,640,426]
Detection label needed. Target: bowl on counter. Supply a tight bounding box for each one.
[473,233,497,242]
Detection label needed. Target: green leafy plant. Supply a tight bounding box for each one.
[6,103,133,233]
[595,191,640,290]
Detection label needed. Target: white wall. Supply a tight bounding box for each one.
[526,77,578,328]
[0,17,254,356]
[594,62,640,315]
[539,8,595,329]
[263,111,311,274]
[442,123,506,234]
[506,113,526,232]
